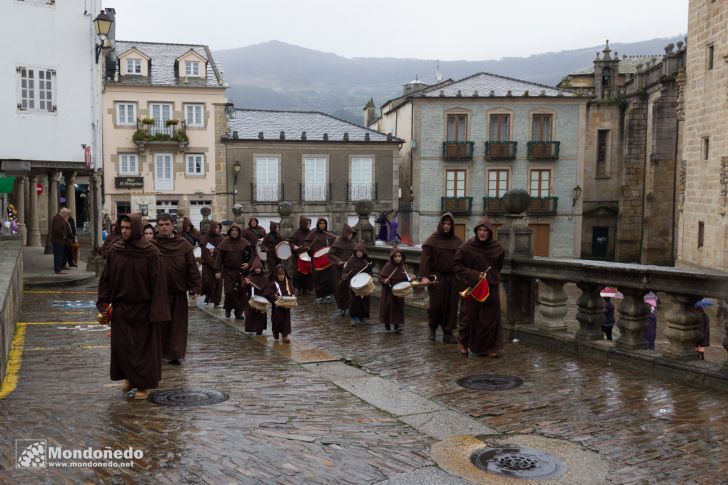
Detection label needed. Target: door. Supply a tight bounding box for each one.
[529,224,550,257]
[350,157,373,200]
[454,223,466,242]
[154,153,173,191]
[592,227,609,259]
[189,200,212,230]
[150,103,173,135]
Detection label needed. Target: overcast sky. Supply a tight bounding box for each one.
[102,0,688,60]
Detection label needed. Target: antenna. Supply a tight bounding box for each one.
[435,60,443,82]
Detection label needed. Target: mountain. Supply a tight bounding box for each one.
[214,37,684,124]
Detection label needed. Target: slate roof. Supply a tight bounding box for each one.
[569,55,663,76]
[226,109,400,143]
[416,72,572,98]
[108,40,225,88]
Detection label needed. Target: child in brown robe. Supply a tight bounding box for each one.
[243,259,268,335]
[265,264,294,343]
[379,246,409,333]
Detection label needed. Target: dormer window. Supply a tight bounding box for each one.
[126,58,141,75]
[185,61,200,76]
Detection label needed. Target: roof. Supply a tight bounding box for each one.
[416,72,573,98]
[569,55,663,76]
[381,78,455,112]
[109,40,225,88]
[226,109,401,143]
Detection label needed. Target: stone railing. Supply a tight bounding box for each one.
[0,239,23,383]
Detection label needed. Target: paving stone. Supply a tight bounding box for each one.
[400,410,496,440]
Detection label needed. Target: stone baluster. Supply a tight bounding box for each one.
[663,294,701,360]
[199,206,211,235]
[538,279,568,332]
[27,176,42,247]
[278,202,294,239]
[353,200,374,244]
[575,283,606,341]
[615,289,650,350]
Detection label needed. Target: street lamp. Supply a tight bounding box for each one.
[93,10,113,64]
[232,160,241,204]
[572,185,583,207]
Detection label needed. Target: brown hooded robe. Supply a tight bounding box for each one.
[180,217,202,247]
[153,231,202,361]
[264,264,294,338]
[330,224,357,311]
[419,213,463,333]
[243,259,268,333]
[453,217,505,355]
[200,221,223,305]
[305,218,337,299]
[345,243,372,319]
[97,213,170,390]
[379,246,409,327]
[262,221,282,275]
[243,217,266,249]
[98,217,122,257]
[290,216,312,291]
[214,224,254,315]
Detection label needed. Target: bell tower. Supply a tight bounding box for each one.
[593,40,620,99]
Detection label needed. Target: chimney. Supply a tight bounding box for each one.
[363,98,375,126]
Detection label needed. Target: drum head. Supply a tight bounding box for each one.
[351,273,372,289]
[392,282,410,291]
[252,295,267,304]
[275,242,292,260]
[314,247,331,258]
[299,252,311,262]
[256,240,267,261]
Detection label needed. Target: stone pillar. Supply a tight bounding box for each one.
[231,203,244,225]
[278,202,294,239]
[27,176,41,247]
[353,200,374,244]
[23,176,30,230]
[15,176,26,245]
[538,279,568,331]
[199,206,211,235]
[575,283,606,341]
[615,289,650,350]
[65,171,77,222]
[663,294,701,360]
[44,171,60,254]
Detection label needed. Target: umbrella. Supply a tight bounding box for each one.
[695,298,715,308]
[600,287,623,299]
[644,292,658,307]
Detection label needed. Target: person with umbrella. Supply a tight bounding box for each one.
[695,298,713,360]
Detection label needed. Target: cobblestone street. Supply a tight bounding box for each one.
[1,284,727,484]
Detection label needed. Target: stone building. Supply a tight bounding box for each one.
[369,73,588,256]
[678,0,728,271]
[559,41,686,264]
[223,109,401,233]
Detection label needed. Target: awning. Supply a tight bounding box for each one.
[0,176,16,194]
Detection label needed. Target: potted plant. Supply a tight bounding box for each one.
[141,117,155,125]
[165,118,180,127]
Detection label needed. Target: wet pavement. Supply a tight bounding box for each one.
[1,285,727,483]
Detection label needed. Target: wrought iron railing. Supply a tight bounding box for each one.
[484,141,518,159]
[348,183,377,201]
[300,183,330,202]
[442,141,475,161]
[135,120,187,141]
[529,196,558,215]
[527,141,560,159]
[482,196,506,215]
[251,183,283,202]
[441,196,472,215]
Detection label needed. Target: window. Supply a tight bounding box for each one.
[186,154,204,175]
[156,200,179,218]
[707,44,715,70]
[126,58,141,74]
[150,103,173,134]
[304,157,327,201]
[702,137,710,160]
[350,157,373,200]
[116,103,136,125]
[487,170,509,198]
[447,114,467,142]
[489,114,510,141]
[119,154,138,175]
[185,104,204,127]
[532,114,553,141]
[17,67,55,112]
[698,221,704,248]
[154,153,174,191]
[116,201,131,216]
[597,129,609,177]
[255,156,280,201]
[530,170,551,197]
[185,61,200,76]
[446,169,466,197]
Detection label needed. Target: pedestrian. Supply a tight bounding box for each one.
[379,246,409,333]
[243,216,266,248]
[200,220,223,307]
[695,304,711,360]
[329,224,357,316]
[243,259,268,335]
[143,223,156,241]
[102,213,112,235]
[645,306,657,350]
[389,215,399,244]
[65,214,78,267]
[99,220,121,257]
[453,217,505,357]
[345,243,372,325]
[51,207,69,274]
[153,213,202,366]
[419,212,463,344]
[214,223,253,320]
[290,216,312,295]
[305,218,337,304]
[180,217,202,247]
[262,221,282,275]
[265,264,294,342]
[375,211,390,242]
[603,297,615,341]
[97,213,170,400]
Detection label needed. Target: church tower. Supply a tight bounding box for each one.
[593,40,620,99]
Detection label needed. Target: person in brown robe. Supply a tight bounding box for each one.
[143,223,156,241]
[290,216,312,294]
[453,216,505,357]
[214,224,254,320]
[243,259,268,335]
[264,264,294,342]
[98,219,121,258]
[329,224,357,316]
[97,213,170,400]
[180,217,202,247]
[200,220,223,307]
[419,213,463,344]
[51,207,69,273]
[153,213,202,365]
[379,246,410,333]
[243,217,266,249]
[262,221,282,276]
[306,218,337,304]
[345,242,372,325]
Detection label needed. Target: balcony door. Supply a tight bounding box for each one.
[489,114,510,142]
[446,169,466,197]
[150,103,173,135]
[255,156,279,201]
[447,114,467,142]
[154,153,173,191]
[304,157,327,201]
[530,169,551,198]
[350,157,373,200]
[532,114,553,142]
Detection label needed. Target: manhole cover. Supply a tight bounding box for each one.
[149,389,229,407]
[471,446,566,479]
[457,374,523,390]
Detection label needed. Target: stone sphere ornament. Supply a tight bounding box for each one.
[278,202,293,217]
[503,188,530,214]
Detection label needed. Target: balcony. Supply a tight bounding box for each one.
[442,141,474,161]
[441,196,472,216]
[529,196,558,215]
[482,196,506,216]
[527,141,560,160]
[300,183,331,203]
[251,183,284,203]
[348,183,377,201]
[484,141,517,160]
[133,120,188,151]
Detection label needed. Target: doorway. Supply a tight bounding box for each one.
[592,227,609,259]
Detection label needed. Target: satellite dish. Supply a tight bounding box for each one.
[435,60,443,82]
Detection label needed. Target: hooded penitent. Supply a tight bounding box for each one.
[243,217,266,247]
[305,218,336,252]
[378,245,408,327]
[200,220,224,305]
[420,212,462,276]
[99,215,124,257]
[330,224,357,264]
[181,217,202,246]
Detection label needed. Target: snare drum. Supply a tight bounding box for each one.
[313,247,332,271]
[275,241,292,260]
[248,295,269,312]
[193,246,202,260]
[297,252,312,275]
[391,281,413,298]
[256,239,267,262]
[350,273,374,296]
[275,296,298,308]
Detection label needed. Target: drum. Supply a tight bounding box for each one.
[469,277,490,302]
[313,247,332,271]
[297,252,312,275]
[248,295,269,312]
[275,241,292,260]
[193,246,202,261]
[391,281,413,298]
[275,296,298,308]
[256,239,267,261]
[350,273,374,296]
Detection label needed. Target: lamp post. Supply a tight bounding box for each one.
[572,185,583,208]
[93,10,113,64]
[232,160,241,205]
